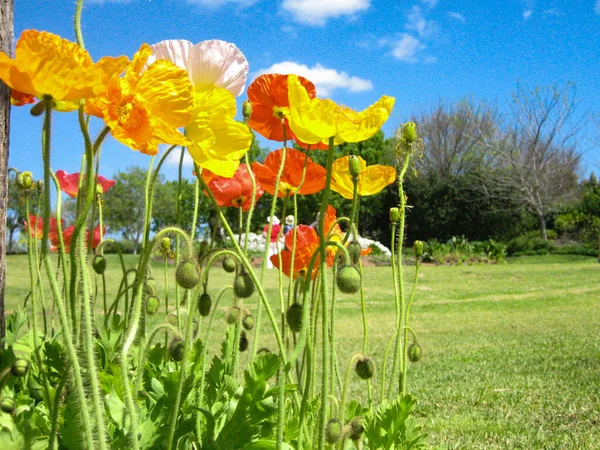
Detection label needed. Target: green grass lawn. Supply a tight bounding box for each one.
[5,253,600,449]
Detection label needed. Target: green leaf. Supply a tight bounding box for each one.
[104,388,126,429]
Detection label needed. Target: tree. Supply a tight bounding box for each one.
[5,177,29,254]
[491,84,581,240]
[153,178,210,235]
[103,167,149,254]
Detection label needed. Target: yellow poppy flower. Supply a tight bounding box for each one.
[0,30,128,110]
[86,44,194,155]
[287,74,395,145]
[186,86,253,178]
[330,155,397,199]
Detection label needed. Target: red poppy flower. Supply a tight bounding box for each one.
[251,148,326,197]
[55,170,115,198]
[247,74,317,142]
[49,224,104,253]
[202,164,264,211]
[24,215,63,241]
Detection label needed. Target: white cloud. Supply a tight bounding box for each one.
[448,11,466,22]
[406,5,437,37]
[186,0,258,7]
[281,25,298,38]
[282,0,370,26]
[166,147,195,168]
[421,0,437,7]
[522,9,533,20]
[595,0,600,15]
[391,33,424,63]
[255,62,373,97]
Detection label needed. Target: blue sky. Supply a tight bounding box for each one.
[7,0,600,181]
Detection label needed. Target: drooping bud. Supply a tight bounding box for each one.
[286,303,303,333]
[389,207,400,223]
[336,265,361,294]
[348,242,362,265]
[144,278,157,296]
[408,343,422,362]
[16,171,33,190]
[146,296,159,315]
[242,312,255,331]
[355,355,375,380]
[198,292,212,317]
[169,338,185,362]
[11,359,29,377]
[30,101,46,117]
[414,240,424,258]
[225,306,241,325]
[401,122,418,143]
[175,260,200,290]
[160,237,171,257]
[239,330,249,352]
[349,417,365,441]
[36,180,44,192]
[348,155,361,179]
[325,419,343,444]
[0,397,15,414]
[234,272,254,298]
[92,255,107,274]
[242,100,253,120]
[222,256,236,273]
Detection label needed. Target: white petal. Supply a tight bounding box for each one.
[187,40,249,97]
[148,39,194,72]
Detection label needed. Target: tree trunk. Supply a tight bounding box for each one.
[537,212,548,240]
[0,0,14,344]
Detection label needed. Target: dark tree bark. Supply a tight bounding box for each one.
[0,0,14,344]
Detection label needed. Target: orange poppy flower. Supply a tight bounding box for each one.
[86,44,193,155]
[0,30,128,110]
[25,215,63,241]
[202,164,264,211]
[251,148,326,197]
[247,74,319,143]
[55,170,115,198]
[49,224,104,253]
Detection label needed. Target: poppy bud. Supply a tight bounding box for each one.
[144,278,157,296]
[349,417,365,441]
[348,242,362,265]
[242,100,253,120]
[234,272,254,298]
[222,256,236,273]
[92,255,107,274]
[146,296,159,315]
[336,265,361,294]
[325,419,342,444]
[414,240,424,258]
[16,171,33,190]
[402,122,418,143]
[242,313,255,331]
[389,207,400,223]
[169,338,185,362]
[36,180,44,192]
[198,292,212,317]
[239,330,249,352]
[355,355,375,380]
[348,155,361,179]
[408,343,422,362]
[0,397,15,414]
[28,379,44,401]
[30,101,46,117]
[225,306,241,324]
[95,183,104,196]
[176,261,200,290]
[160,237,171,254]
[198,240,209,260]
[11,359,29,377]
[286,303,303,333]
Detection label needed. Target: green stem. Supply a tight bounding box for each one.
[243,152,257,254]
[401,258,420,395]
[74,0,85,49]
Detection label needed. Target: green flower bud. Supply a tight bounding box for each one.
[175,260,200,290]
[408,343,422,362]
[355,355,375,380]
[198,240,209,260]
[389,207,400,223]
[348,155,361,179]
[349,416,365,441]
[160,237,171,255]
[242,313,255,331]
[414,240,424,258]
[169,338,185,362]
[28,379,44,401]
[348,242,362,265]
[239,330,249,352]
[144,278,157,297]
[286,303,303,333]
[16,171,33,190]
[225,306,241,325]
[336,265,361,294]
[146,296,159,315]
[95,183,104,196]
[222,256,236,273]
[36,180,44,192]
[242,100,253,119]
[0,397,15,414]
[234,272,254,298]
[30,101,46,117]
[325,419,343,444]
[11,359,29,377]
[402,122,418,143]
[198,292,212,317]
[92,255,107,274]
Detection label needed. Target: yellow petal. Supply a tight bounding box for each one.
[330,155,367,199]
[357,164,397,196]
[336,96,395,143]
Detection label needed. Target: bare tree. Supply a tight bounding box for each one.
[413,98,499,179]
[493,84,582,240]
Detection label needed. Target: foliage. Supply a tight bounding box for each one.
[420,236,506,264]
